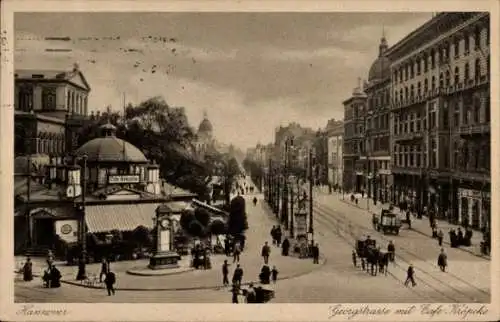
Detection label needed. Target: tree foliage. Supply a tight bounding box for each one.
[77,97,214,196]
[228,195,248,235]
[209,219,227,235]
[194,207,211,227]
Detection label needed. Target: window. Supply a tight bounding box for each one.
[42,87,56,110]
[443,103,449,128]
[416,145,421,167]
[474,28,481,50]
[417,82,421,97]
[453,141,460,169]
[409,146,414,167]
[423,53,428,72]
[404,65,408,81]
[453,102,460,127]
[454,38,460,57]
[439,73,444,89]
[462,102,469,125]
[445,70,450,87]
[429,103,437,129]
[431,76,436,91]
[454,67,460,85]
[410,63,414,79]
[431,49,436,69]
[444,43,450,60]
[399,68,403,83]
[475,58,481,80]
[410,113,415,132]
[410,84,414,99]
[473,96,481,123]
[443,141,449,168]
[464,33,470,54]
[416,59,421,75]
[399,89,403,102]
[464,63,470,81]
[393,71,398,84]
[431,138,437,168]
[405,87,409,100]
[424,79,428,93]
[18,86,33,111]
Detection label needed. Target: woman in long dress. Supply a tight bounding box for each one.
[23,257,33,281]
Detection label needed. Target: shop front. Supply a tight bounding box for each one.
[458,188,490,229]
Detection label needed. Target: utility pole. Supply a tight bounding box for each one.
[282,139,289,229]
[308,148,314,247]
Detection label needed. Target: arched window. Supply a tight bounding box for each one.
[475,58,481,80]
[454,67,460,84]
[445,70,451,87]
[424,79,428,93]
[439,73,444,89]
[465,63,470,81]
[431,76,436,91]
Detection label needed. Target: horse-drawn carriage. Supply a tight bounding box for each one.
[355,238,389,276]
[239,284,275,303]
[375,210,402,235]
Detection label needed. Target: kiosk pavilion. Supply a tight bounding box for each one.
[14,123,225,261]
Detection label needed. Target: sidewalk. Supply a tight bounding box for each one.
[320,191,490,260]
[15,194,324,291]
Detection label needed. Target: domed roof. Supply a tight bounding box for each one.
[75,123,148,163]
[368,37,391,82]
[198,117,213,133]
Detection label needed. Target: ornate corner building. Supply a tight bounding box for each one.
[343,12,490,230]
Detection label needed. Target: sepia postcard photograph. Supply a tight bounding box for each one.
[0,0,498,321]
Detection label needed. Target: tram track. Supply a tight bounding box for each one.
[312,201,489,303]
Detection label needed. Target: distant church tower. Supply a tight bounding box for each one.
[196,110,215,157]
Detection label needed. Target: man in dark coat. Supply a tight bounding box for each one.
[437,229,444,246]
[387,241,395,262]
[275,227,282,246]
[231,284,240,303]
[259,265,271,284]
[50,265,62,288]
[404,264,416,287]
[261,242,271,264]
[457,228,464,246]
[222,260,230,286]
[437,248,448,272]
[312,243,320,264]
[76,256,87,281]
[270,226,277,245]
[104,270,116,296]
[232,264,243,286]
[281,238,290,256]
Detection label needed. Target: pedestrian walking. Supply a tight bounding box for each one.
[76,256,87,281]
[232,264,244,286]
[271,266,278,283]
[312,243,320,264]
[275,226,282,246]
[351,250,357,267]
[261,242,271,264]
[222,260,230,286]
[437,229,444,246]
[270,226,277,245]
[104,270,116,296]
[233,242,241,263]
[387,240,395,263]
[22,257,33,282]
[437,248,448,272]
[281,237,290,256]
[99,258,110,282]
[404,264,417,287]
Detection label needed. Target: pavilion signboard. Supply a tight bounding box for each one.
[108,175,140,184]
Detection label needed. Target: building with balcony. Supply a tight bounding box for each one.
[325,119,344,189]
[342,83,368,192]
[387,12,490,229]
[361,35,393,203]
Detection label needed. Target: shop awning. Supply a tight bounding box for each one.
[85,203,160,233]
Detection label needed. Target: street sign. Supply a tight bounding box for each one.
[108,175,140,184]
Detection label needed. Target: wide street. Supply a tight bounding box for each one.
[15,178,490,303]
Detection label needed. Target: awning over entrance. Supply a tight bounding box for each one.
[85,203,160,233]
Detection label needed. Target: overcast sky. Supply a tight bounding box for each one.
[15,12,431,149]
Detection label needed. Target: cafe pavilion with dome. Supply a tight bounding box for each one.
[14,122,226,260]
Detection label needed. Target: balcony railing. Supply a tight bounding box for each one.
[393,132,424,142]
[458,124,490,136]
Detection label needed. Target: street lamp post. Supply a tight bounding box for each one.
[289,176,295,238]
[308,148,314,247]
[281,139,290,229]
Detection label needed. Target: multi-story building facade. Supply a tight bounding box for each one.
[342,83,368,192]
[361,36,393,203]
[387,12,490,229]
[326,119,344,189]
[14,65,91,158]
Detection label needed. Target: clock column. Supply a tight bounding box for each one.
[148,203,181,270]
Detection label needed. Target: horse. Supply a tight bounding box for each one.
[377,251,389,276]
[364,247,379,276]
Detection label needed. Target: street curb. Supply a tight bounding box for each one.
[15,257,326,292]
[336,197,490,260]
[126,267,195,277]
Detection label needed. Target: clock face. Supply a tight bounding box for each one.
[160,219,169,229]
